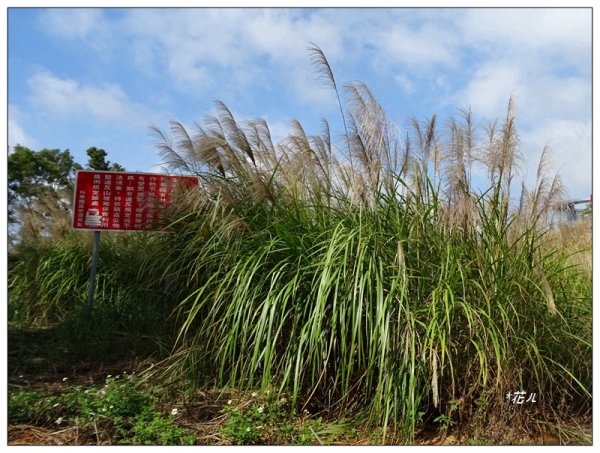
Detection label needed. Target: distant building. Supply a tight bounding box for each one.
[554,198,591,224]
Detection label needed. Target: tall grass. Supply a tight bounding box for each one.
[147,49,591,442]
[8,231,177,359]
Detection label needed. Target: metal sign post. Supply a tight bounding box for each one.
[87,230,101,309]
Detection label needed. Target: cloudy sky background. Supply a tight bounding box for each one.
[7,5,592,199]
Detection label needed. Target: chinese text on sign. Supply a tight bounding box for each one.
[72,171,199,231]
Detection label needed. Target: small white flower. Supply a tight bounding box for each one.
[251,392,257,398]
[227,400,232,405]
[171,408,178,416]
[55,417,63,425]
[280,397,287,404]
[84,389,90,394]
[107,374,112,379]
[110,405,114,409]
[246,427,251,432]
[257,406,264,413]
[62,377,68,382]
[116,375,120,379]
[18,375,23,379]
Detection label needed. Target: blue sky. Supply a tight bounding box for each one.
[6,5,593,199]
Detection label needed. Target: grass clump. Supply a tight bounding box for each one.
[150,49,591,443]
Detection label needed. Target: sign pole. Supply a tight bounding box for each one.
[87,230,101,309]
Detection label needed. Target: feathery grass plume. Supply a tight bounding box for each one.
[289,119,328,182]
[399,132,412,179]
[441,112,475,230]
[480,118,500,184]
[150,124,194,175]
[214,100,257,166]
[407,114,440,204]
[246,118,279,173]
[523,145,567,228]
[518,181,529,218]
[307,122,334,193]
[344,82,402,203]
[500,97,521,178]
[308,43,352,161]
[489,98,522,217]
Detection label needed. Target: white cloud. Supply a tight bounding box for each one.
[430,8,591,120]
[451,61,521,119]
[245,10,344,108]
[394,74,415,95]
[8,105,37,150]
[374,21,459,68]
[246,9,343,62]
[41,9,109,44]
[462,8,591,71]
[26,70,150,126]
[60,9,344,105]
[115,9,256,92]
[451,61,590,127]
[520,75,590,124]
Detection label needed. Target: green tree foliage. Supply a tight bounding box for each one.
[86,147,125,172]
[8,145,125,243]
[8,146,82,241]
[8,146,80,216]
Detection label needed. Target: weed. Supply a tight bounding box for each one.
[8,389,61,425]
[124,409,195,445]
[433,414,453,432]
[466,437,489,446]
[221,391,290,444]
[8,373,195,445]
[220,390,343,445]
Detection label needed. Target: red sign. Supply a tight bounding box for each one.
[72,171,199,231]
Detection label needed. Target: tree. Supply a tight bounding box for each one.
[9,146,81,217]
[8,146,83,242]
[86,147,125,172]
[8,145,125,244]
